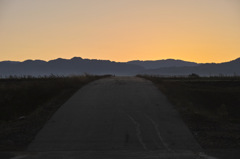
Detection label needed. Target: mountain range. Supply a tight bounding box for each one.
[0,57,240,77]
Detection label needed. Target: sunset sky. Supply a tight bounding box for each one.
[0,0,239,63]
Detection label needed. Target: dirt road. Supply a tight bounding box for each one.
[14,77,216,158]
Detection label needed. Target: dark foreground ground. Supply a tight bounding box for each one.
[0,76,240,159]
[0,75,109,151]
[138,75,240,158]
[9,77,204,158]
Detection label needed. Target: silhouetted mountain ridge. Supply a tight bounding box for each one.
[0,57,239,76]
[127,59,198,69]
[142,58,240,76]
[0,57,143,76]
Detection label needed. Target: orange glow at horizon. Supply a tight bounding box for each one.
[0,0,240,63]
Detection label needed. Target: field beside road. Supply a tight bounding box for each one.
[138,75,240,149]
[0,75,110,151]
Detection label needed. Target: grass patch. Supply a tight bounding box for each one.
[138,75,240,149]
[0,75,111,150]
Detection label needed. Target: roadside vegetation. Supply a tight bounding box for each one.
[138,75,240,149]
[0,74,111,150]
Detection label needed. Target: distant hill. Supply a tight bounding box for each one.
[128,59,198,69]
[0,57,143,76]
[140,58,240,76]
[0,57,239,76]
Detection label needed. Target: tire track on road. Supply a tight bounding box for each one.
[144,114,173,152]
[125,113,148,151]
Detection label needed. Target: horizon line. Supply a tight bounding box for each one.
[1,56,239,64]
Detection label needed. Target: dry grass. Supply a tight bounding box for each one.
[0,75,110,121]
[0,75,111,150]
